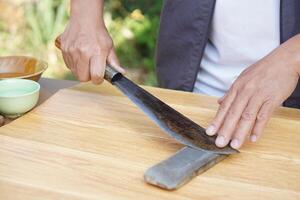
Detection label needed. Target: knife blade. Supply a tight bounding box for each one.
[55,38,238,155]
[109,69,237,154]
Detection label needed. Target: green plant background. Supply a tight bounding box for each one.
[0,0,162,85]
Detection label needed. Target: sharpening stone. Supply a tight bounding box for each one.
[144,147,226,190]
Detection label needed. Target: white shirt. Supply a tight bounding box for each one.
[193,0,280,97]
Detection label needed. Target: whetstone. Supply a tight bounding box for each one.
[144,147,226,190]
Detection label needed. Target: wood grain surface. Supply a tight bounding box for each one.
[0,81,299,200]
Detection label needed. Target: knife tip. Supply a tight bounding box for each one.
[193,145,240,155]
[216,147,240,155]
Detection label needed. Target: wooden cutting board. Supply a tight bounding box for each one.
[0,82,300,200]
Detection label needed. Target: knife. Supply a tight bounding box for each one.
[55,38,238,155]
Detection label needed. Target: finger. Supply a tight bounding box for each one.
[215,90,252,147]
[90,54,106,85]
[75,49,90,82]
[206,89,237,136]
[60,36,79,77]
[62,52,70,69]
[66,45,79,76]
[62,53,77,77]
[250,100,274,142]
[217,94,226,104]
[107,48,125,74]
[230,96,263,149]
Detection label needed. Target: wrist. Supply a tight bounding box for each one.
[70,0,105,27]
[281,34,300,76]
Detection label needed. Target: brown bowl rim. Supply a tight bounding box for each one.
[0,55,48,80]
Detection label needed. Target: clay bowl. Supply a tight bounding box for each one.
[0,56,48,81]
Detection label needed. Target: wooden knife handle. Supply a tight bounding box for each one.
[55,36,121,83]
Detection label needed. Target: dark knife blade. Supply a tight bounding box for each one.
[111,72,238,155]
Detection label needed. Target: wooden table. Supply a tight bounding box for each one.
[37,78,78,105]
[2,78,78,125]
[0,78,299,200]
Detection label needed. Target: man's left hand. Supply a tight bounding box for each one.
[206,35,300,149]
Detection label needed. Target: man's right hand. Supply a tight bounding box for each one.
[60,0,125,84]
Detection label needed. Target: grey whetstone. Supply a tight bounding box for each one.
[144,147,226,190]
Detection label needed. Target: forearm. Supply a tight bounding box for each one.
[70,0,105,27]
[277,34,300,76]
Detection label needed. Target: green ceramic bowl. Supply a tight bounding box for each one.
[0,79,40,118]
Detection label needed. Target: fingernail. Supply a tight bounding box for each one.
[230,138,240,149]
[216,135,226,147]
[250,135,257,142]
[206,125,216,136]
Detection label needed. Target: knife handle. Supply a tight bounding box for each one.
[55,36,122,83]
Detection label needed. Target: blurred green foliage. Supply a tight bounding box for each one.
[25,0,69,50]
[0,0,162,85]
[106,0,162,85]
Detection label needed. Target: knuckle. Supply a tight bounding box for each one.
[100,39,113,50]
[107,38,113,46]
[98,37,113,48]
[89,46,103,54]
[227,109,237,118]
[103,41,113,49]
[243,83,256,91]
[256,112,268,122]
[67,46,77,53]
[86,42,111,56]
[78,46,90,55]
[241,111,255,121]
[264,96,275,104]
[218,102,227,112]
[99,46,110,53]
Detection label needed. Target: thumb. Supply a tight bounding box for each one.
[107,48,126,74]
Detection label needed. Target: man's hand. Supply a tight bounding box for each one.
[60,0,125,84]
[206,34,300,149]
